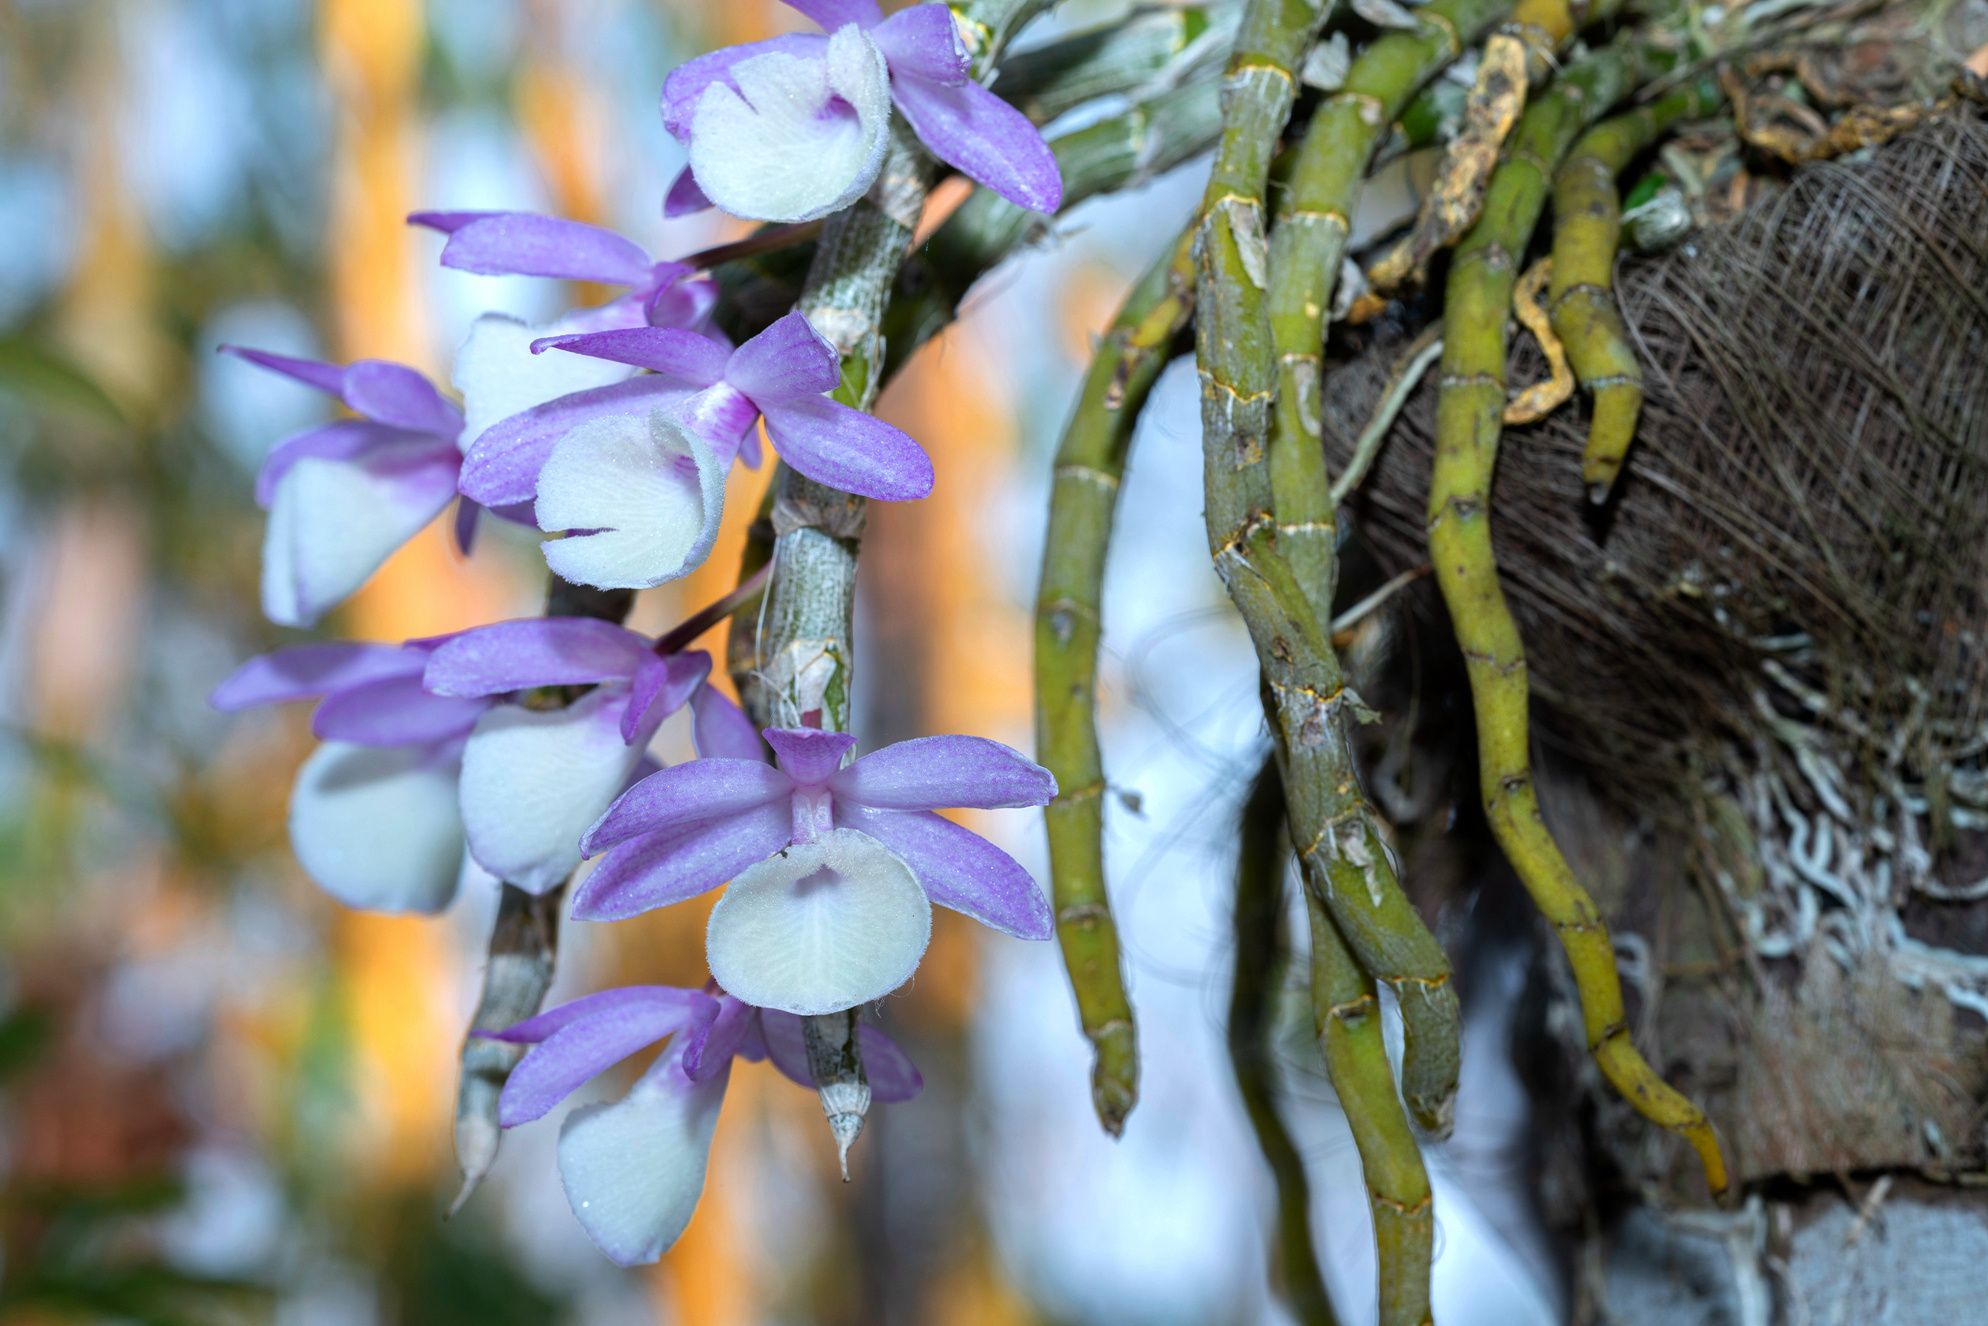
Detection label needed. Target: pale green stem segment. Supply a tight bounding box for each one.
[1231,758,1339,1326]
[1547,73,1722,502]
[1033,228,1197,1136]
[1427,31,1730,1197]
[1197,0,1462,1135]
[743,0,1054,1164]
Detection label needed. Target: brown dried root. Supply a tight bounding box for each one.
[1503,256,1574,425]
[1366,32,1530,294]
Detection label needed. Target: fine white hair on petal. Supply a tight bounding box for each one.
[288,741,465,913]
[458,688,649,894]
[557,1055,726,1267]
[452,312,635,449]
[260,449,455,628]
[687,25,891,223]
[706,827,932,1016]
[535,410,725,591]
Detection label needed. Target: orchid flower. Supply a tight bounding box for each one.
[408,210,718,334]
[420,618,714,893]
[221,348,468,628]
[413,210,731,558]
[661,0,1061,223]
[210,642,490,913]
[573,726,1058,1015]
[453,310,932,592]
[487,983,921,1266]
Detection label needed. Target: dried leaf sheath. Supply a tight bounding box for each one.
[1197,0,1462,1133]
[1230,760,1338,1326]
[1033,229,1196,1135]
[1548,74,1722,500]
[1426,33,1730,1195]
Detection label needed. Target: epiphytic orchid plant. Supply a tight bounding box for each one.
[198,0,1952,1309]
[209,2,1071,1268]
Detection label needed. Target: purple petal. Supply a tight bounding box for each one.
[210,642,422,711]
[835,803,1053,940]
[690,687,766,761]
[753,1007,816,1090]
[423,617,653,697]
[764,727,857,786]
[782,0,884,29]
[832,735,1056,811]
[622,651,712,745]
[662,165,712,218]
[890,74,1063,213]
[219,345,345,398]
[856,1023,925,1102]
[580,758,792,857]
[531,326,728,386]
[458,376,694,508]
[495,987,717,1126]
[871,3,967,84]
[569,800,793,921]
[255,420,429,507]
[753,1010,923,1102]
[645,264,720,333]
[421,211,655,287]
[724,311,840,404]
[759,395,934,501]
[453,496,481,554]
[310,673,491,747]
[339,360,463,436]
[680,993,754,1083]
[660,33,827,139]
[485,984,707,1043]
[407,209,484,234]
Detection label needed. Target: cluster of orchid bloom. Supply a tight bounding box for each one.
[210,1,1064,1266]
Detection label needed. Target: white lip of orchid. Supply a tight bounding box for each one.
[686,24,892,224]
[533,409,727,591]
[705,827,932,1016]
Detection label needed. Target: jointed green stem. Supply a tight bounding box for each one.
[1548,74,1721,501]
[1306,886,1434,1326]
[1231,759,1339,1326]
[1427,31,1730,1196]
[1197,0,1461,1135]
[1033,228,1197,1136]
[1267,0,1510,618]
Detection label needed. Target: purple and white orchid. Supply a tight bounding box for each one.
[211,642,490,912]
[487,983,921,1266]
[573,725,1057,1015]
[420,617,717,893]
[221,348,468,628]
[457,310,933,591]
[662,0,1062,223]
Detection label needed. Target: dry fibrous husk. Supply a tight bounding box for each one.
[1329,105,1988,1191]
[1326,105,1988,816]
